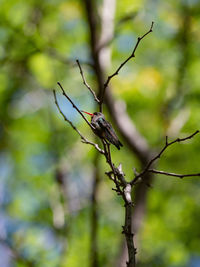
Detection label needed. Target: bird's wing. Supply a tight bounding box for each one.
[98,118,118,141]
[98,117,112,131]
[98,117,123,149]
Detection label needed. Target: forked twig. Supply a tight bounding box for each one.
[57,82,94,129]
[53,16,200,267]
[131,130,200,185]
[100,21,154,108]
[53,90,104,155]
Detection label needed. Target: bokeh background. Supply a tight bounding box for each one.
[1,0,200,266]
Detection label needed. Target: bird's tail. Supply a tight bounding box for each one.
[114,140,123,150]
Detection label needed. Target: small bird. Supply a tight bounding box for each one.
[82,111,123,150]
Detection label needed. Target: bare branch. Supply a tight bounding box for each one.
[122,203,136,267]
[53,90,104,155]
[131,130,199,185]
[76,59,100,103]
[105,171,115,181]
[106,142,124,197]
[83,3,151,264]
[148,169,200,179]
[81,139,105,155]
[100,21,154,105]
[57,82,94,129]
[53,90,84,137]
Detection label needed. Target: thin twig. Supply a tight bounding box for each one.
[53,90,85,137]
[106,142,124,197]
[131,130,199,185]
[100,21,154,106]
[81,139,105,155]
[102,139,109,162]
[53,90,104,155]
[101,139,124,197]
[57,82,94,129]
[148,169,200,179]
[76,59,100,103]
[105,171,115,181]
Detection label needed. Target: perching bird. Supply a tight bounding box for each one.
[82,111,123,150]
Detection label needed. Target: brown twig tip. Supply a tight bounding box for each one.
[150,21,154,31]
[100,21,154,107]
[76,59,82,71]
[165,136,168,145]
[76,59,100,103]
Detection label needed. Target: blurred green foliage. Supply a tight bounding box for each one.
[0,0,200,266]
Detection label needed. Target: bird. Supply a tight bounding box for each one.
[82,111,123,150]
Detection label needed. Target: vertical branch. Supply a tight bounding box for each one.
[123,204,136,267]
[83,1,152,266]
[106,143,124,197]
[117,170,152,267]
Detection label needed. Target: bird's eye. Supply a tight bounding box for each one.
[94,112,97,115]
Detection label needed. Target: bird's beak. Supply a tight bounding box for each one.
[81,110,93,116]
